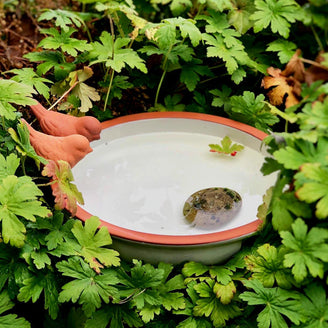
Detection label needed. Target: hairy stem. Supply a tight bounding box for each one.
[154,44,173,107]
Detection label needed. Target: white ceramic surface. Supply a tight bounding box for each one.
[72,114,276,264]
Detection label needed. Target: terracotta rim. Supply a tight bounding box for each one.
[75,112,267,245]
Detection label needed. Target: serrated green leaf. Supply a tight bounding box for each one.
[209,135,244,156]
[38,27,92,56]
[250,0,303,38]
[228,91,279,132]
[182,262,209,277]
[0,175,51,247]
[89,32,147,73]
[203,33,248,75]
[0,80,36,120]
[180,59,212,91]
[24,50,76,80]
[57,257,119,317]
[0,153,20,182]
[85,304,143,328]
[274,137,328,170]
[139,305,161,323]
[296,163,328,219]
[9,68,52,99]
[71,216,120,272]
[245,244,294,288]
[299,283,328,328]
[18,271,59,319]
[270,177,311,231]
[8,121,47,168]
[266,39,297,63]
[240,279,304,328]
[38,9,85,31]
[209,266,233,285]
[280,218,328,282]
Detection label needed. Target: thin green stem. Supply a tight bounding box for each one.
[103,69,115,111]
[113,11,125,38]
[311,25,324,51]
[21,156,26,176]
[154,44,174,107]
[285,120,288,133]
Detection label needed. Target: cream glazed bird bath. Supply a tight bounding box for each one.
[68,112,277,264]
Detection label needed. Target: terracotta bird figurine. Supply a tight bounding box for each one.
[30,102,102,141]
[23,120,92,168]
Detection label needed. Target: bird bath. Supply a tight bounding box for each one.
[72,112,276,264]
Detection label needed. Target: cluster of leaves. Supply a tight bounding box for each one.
[1,0,328,327]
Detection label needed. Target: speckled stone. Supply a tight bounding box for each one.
[183,187,242,229]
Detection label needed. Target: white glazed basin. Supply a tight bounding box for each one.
[72,112,276,264]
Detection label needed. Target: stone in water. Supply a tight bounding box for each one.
[183,187,242,229]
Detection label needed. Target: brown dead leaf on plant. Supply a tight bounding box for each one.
[262,49,328,108]
[261,66,301,108]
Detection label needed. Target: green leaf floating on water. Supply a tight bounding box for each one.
[209,136,244,156]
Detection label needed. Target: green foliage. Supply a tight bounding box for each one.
[9,68,53,100]
[89,32,147,73]
[0,291,31,327]
[1,0,328,327]
[38,9,88,32]
[250,0,303,38]
[240,279,304,328]
[0,175,51,247]
[0,80,36,120]
[208,136,244,156]
[280,218,328,283]
[57,257,119,317]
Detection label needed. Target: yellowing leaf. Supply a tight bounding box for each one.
[42,160,84,216]
[213,281,236,304]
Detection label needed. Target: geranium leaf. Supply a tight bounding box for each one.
[89,32,147,73]
[0,291,30,327]
[38,9,86,31]
[8,121,48,168]
[250,0,303,38]
[0,175,51,247]
[240,279,304,328]
[42,160,83,216]
[18,271,59,320]
[38,27,92,57]
[9,68,52,100]
[71,216,120,272]
[266,39,297,64]
[245,244,294,288]
[280,218,328,282]
[209,136,244,156]
[295,163,328,219]
[24,50,76,80]
[57,257,119,317]
[0,80,36,120]
[0,153,20,182]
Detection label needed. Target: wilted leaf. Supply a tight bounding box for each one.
[42,160,84,216]
[262,66,300,108]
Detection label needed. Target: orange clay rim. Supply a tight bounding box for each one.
[75,112,268,246]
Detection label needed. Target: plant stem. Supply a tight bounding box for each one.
[300,57,328,71]
[47,80,79,111]
[103,69,115,111]
[311,25,324,51]
[154,44,173,108]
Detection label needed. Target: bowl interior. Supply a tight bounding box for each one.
[72,113,276,244]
